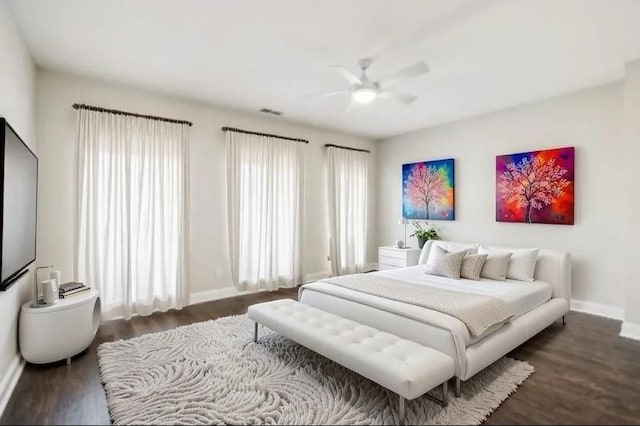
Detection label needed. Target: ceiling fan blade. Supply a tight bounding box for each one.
[377,61,429,88]
[317,90,351,97]
[331,66,362,85]
[304,90,351,99]
[379,91,417,104]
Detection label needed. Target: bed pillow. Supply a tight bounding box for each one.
[507,248,540,281]
[460,253,488,281]
[419,240,479,264]
[425,245,467,279]
[478,245,540,282]
[478,251,512,280]
[428,240,480,263]
[435,241,479,255]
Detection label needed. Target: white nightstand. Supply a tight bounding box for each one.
[378,246,421,270]
[19,289,101,364]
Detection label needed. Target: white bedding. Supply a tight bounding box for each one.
[300,264,552,347]
[376,265,552,318]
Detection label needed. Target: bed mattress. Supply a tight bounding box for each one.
[375,265,552,318]
[299,264,552,347]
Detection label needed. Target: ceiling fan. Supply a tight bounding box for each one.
[317,58,430,105]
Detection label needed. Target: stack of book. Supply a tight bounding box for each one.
[58,281,90,298]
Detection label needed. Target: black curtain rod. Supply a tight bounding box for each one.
[73,104,193,127]
[324,143,370,153]
[221,126,309,143]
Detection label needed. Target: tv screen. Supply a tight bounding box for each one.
[0,118,38,291]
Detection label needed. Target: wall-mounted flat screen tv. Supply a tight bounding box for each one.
[0,118,38,291]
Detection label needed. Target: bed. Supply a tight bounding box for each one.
[298,240,571,383]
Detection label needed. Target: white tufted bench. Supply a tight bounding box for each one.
[247,299,455,423]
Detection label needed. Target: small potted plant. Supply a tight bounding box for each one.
[409,221,440,249]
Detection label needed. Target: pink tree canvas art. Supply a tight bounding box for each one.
[402,159,454,220]
[496,147,574,225]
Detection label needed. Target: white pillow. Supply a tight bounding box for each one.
[425,245,467,279]
[478,252,512,280]
[419,240,479,264]
[478,245,539,282]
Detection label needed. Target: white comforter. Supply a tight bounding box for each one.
[300,264,552,347]
[377,265,552,318]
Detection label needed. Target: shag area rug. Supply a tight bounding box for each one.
[98,314,533,425]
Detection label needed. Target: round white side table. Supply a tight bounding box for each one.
[19,289,101,364]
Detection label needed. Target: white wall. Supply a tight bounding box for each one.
[621,59,640,338]
[35,70,377,305]
[0,0,36,414]
[376,83,628,311]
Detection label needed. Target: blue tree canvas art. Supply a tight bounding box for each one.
[402,158,455,220]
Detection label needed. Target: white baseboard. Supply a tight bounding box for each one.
[365,262,378,272]
[570,299,624,320]
[188,268,375,305]
[303,265,378,283]
[189,276,319,305]
[304,271,331,283]
[189,287,252,305]
[0,354,25,418]
[620,322,640,341]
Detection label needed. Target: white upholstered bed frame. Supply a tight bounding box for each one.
[299,241,571,384]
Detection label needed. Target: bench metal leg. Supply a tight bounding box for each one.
[254,322,258,343]
[442,381,448,406]
[562,315,566,325]
[424,381,449,407]
[455,377,461,398]
[399,383,447,425]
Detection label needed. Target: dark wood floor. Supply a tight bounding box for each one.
[2,288,639,425]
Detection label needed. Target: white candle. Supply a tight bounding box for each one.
[49,270,61,292]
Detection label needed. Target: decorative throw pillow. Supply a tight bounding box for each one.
[425,245,467,279]
[478,252,512,280]
[478,245,539,282]
[460,253,488,281]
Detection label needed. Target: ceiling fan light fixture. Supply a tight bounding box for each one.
[322,58,428,106]
[352,88,377,104]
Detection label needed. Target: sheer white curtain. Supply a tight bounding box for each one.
[226,131,303,291]
[327,146,369,276]
[76,109,190,320]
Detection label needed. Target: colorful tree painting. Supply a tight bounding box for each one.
[402,159,454,220]
[496,147,574,225]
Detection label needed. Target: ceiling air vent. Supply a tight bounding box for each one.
[259,108,282,116]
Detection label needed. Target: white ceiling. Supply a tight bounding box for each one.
[8,0,640,138]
